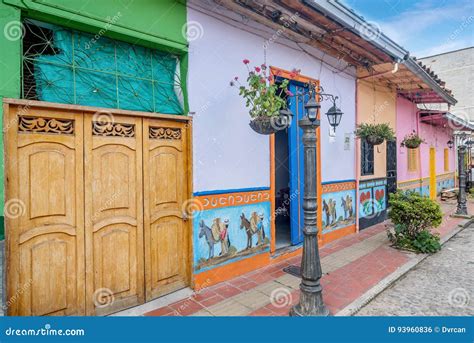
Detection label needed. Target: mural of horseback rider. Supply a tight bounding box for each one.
[240,212,266,249]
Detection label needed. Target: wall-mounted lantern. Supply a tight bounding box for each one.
[325,99,343,131]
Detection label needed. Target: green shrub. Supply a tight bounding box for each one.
[387,191,443,253]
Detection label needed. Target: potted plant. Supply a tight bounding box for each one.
[231,59,293,135]
[355,123,395,145]
[401,131,425,149]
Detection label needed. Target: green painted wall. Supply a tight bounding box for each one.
[0,0,188,239]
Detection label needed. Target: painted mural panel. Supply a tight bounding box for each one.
[359,188,373,218]
[359,179,387,219]
[193,202,271,272]
[373,185,386,211]
[322,189,356,234]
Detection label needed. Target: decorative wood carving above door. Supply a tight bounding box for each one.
[18,116,74,135]
[149,126,182,140]
[92,121,135,137]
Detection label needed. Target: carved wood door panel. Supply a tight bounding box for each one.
[5,101,191,316]
[5,106,85,316]
[143,119,190,301]
[84,114,145,315]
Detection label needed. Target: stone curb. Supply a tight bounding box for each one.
[335,218,474,316]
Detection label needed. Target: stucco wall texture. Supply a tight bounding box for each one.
[187,6,357,193]
[356,81,397,180]
[396,96,455,182]
[420,47,474,122]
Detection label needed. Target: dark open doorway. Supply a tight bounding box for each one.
[386,140,397,198]
[274,127,292,249]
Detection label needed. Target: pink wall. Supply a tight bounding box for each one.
[396,96,455,182]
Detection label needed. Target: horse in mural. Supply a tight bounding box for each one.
[323,199,338,226]
[240,212,265,249]
[323,199,330,226]
[198,218,230,260]
[341,195,354,220]
[199,220,217,260]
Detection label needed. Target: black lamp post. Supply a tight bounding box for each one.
[289,84,342,317]
[456,143,468,216]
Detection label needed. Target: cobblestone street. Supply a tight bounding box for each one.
[356,225,474,316]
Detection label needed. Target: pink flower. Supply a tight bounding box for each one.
[243,59,250,64]
[289,68,301,79]
[255,66,261,73]
[267,75,273,81]
[260,78,266,83]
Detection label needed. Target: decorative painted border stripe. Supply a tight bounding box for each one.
[322,181,356,193]
[194,189,271,210]
[359,178,387,190]
[397,172,455,188]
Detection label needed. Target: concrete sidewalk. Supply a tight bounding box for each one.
[137,200,473,317]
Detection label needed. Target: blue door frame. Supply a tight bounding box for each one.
[288,82,309,245]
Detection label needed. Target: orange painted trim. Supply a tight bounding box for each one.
[322,181,356,193]
[270,66,317,85]
[193,252,271,290]
[322,224,357,245]
[270,134,276,253]
[194,190,270,211]
[317,114,323,243]
[271,247,302,263]
[193,246,304,290]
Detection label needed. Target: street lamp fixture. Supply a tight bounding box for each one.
[289,82,342,317]
[304,96,320,122]
[447,140,454,149]
[326,98,343,131]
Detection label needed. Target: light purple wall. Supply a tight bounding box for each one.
[187,5,357,193]
[396,96,455,182]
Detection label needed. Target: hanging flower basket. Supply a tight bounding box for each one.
[355,123,395,146]
[401,131,424,149]
[367,135,385,146]
[248,109,293,135]
[231,59,298,135]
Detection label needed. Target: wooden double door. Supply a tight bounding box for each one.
[4,102,190,316]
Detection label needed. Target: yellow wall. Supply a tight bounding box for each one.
[357,80,397,180]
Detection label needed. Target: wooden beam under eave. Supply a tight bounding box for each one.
[218,0,363,67]
[274,0,386,65]
[396,82,430,90]
[279,0,392,64]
